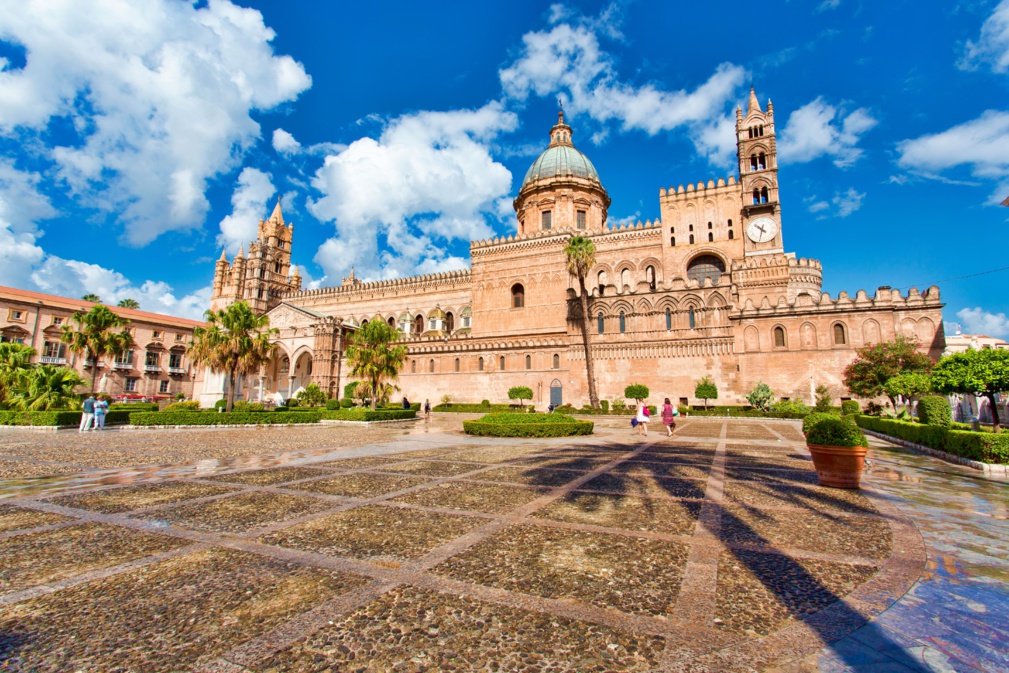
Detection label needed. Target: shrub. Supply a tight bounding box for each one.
[806,418,867,447]
[865,401,884,416]
[325,399,341,410]
[232,400,265,413]
[480,400,490,407]
[214,399,227,410]
[108,402,159,412]
[855,416,1009,464]
[624,384,649,401]
[285,398,300,408]
[164,400,201,412]
[130,411,324,426]
[612,398,626,411]
[841,400,861,416]
[599,400,609,411]
[340,398,353,408]
[746,382,774,411]
[918,395,952,427]
[677,404,690,416]
[771,398,810,415]
[432,403,515,413]
[554,404,576,415]
[296,383,327,407]
[463,412,593,437]
[321,409,417,422]
[802,411,842,437]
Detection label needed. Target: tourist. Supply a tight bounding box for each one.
[636,399,649,436]
[424,399,431,420]
[79,394,96,433]
[94,395,109,431]
[402,396,410,410]
[661,397,677,437]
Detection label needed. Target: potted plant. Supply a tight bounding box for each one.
[804,417,869,488]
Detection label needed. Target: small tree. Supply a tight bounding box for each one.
[61,304,135,394]
[814,384,833,412]
[296,382,327,407]
[932,348,1009,432]
[507,386,533,406]
[883,372,932,417]
[843,335,933,410]
[624,384,649,402]
[746,382,774,411]
[345,320,408,411]
[694,376,718,410]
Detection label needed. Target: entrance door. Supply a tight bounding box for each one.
[549,379,563,406]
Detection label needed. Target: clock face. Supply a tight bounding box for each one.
[746,216,778,243]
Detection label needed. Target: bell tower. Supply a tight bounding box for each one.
[736,88,783,256]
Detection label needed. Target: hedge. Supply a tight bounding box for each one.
[918,396,952,428]
[855,415,1009,464]
[434,403,521,413]
[0,410,136,426]
[109,403,159,412]
[463,412,593,437]
[686,408,809,419]
[841,400,861,416]
[130,411,324,426]
[321,409,417,422]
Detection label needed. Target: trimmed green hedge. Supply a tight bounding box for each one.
[0,410,136,426]
[855,415,1009,464]
[687,408,808,419]
[463,412,593,437]
[918,396,952,428]
[108,403,159,412]
[841,400,861,416]
[321,409,417,421]
[130,411,324,426]
[434,403,521,413]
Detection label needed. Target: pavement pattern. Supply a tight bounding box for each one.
[0,416,996,671]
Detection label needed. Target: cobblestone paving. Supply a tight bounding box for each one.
[0,418,925,671]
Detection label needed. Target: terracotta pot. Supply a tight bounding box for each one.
[806,443,868,489]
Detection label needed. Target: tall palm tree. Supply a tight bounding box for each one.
[61,305,134,393]
[188,302,277,412]
[564,235,600,409]
[0,342,36,404]
[81,293,101,302]
[117,298,140,309]
[8,365,85,411]
[345,320,408,411]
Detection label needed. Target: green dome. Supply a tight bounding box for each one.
[522,145,601,188]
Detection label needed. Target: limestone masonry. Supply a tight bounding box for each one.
[210,89,944,407]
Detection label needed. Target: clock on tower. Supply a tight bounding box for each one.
[736,88,783,255]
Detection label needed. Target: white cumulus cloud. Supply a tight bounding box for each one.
[216,167,276,254]
[499,19,746,165]
[778,98,877,167]
[308,102,517,281]
[960,0,1009,73]
[956,307,1009,339]
[272,128,302,155]
[0,0,311,246]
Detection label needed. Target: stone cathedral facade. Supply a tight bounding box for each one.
[208,90,945,408]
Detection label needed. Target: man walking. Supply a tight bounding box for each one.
[79,394,96,433]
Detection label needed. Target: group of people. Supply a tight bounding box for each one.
[633,397,679,437]
[78,393,110,432]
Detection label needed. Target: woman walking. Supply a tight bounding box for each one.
[661,397,677,437]
[93,395,109,431]
[636,399,649,436]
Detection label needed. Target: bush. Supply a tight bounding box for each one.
[285,398,300,408]
[746,382,774,411]
[677,404,690,416]
[624,384,649,401]
[463,412,593,437]
[340,398,354,408]
[214,399,227,410]
[856,415,1009,464]
[553,404,576,415]
[814,384,833,412]
[918,395,952,427]
[164,400,201,412]
[433,403,515,413]
[130,411,324,426]
[599,400,609,411]
[232,400,265,413]
[296,383,327,407]
[802,411,842,437]
[771,399,810,415]
[326,399,342,410]
[480,400,490,407]
[109,402,159,412]
[321,409,417,422]
[865,401,884,416]
[841,400,860,416]
[806,417,867,447]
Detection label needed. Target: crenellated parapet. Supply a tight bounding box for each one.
[282,269,472,303]
[737,285,942,318]
[659,176,738,200]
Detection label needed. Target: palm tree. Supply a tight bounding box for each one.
[564,235,600,409]
[117,298,140,309]
[345,320,408,411]
[0,342,36,404]
[81,293,101,302]
[8,365,85,411]
[188,302,277,412]
[61,305,134,393]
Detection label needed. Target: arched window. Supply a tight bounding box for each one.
[665,308,672,330]
[689,307,696,329]
[454,358,460,372]
[689,224,694,231]
[620,268,630,289]
[478,357,484,372]
[525,354,531,370]
[833,323,847,345]
[387,316,395,327]
[708,221,713,230]
[760,186,769,203]
[361,319,368,326]
[758,152,766,170]
[552,354,560,369]
[445,312,454,333]
[708,232,713,242]
[670,236,676,246]
[689,234,695,244]
[728,229,734,239]
[752,188,760,205]
[774,326,786,348]
[597,313,604,334]
[411,360,416,374]
[686,255,726,285]
[511,283,525,308]
[499,356,506,370]
[727,219,732,227]
[750,154,758,171]
[619,312,626,333]
[414,314,423,335]
[429,359,435,373]
[597,270,607,295]
[645,265,656,291]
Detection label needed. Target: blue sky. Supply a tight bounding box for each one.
[1,0,1007,336]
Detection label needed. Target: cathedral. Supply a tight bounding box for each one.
[206,90,945,408]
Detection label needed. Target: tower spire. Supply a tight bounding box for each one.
[269,197,284,225]
[747,86,762,115]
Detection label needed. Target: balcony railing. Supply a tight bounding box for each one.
[144,365,162,373]
[113,361,133,370]
[84,359,105,368]
[167,366,186,375]
[40,356,67,365]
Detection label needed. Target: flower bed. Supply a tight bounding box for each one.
[463,412,594,437]
[855,415,1009,464]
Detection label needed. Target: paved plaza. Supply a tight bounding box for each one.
[0,417,1005,672]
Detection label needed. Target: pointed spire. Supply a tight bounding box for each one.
[291,265,301,277]
[237,245,245,259]
[218,248,227,262]
[747,87,762,115]
[269,197,284,225]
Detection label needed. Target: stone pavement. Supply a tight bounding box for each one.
[0,416,1002,671]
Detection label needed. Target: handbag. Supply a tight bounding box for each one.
[631,418,638,427]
